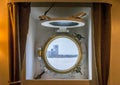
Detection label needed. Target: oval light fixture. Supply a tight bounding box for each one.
[40,12,86,29]
[41,20,85,28]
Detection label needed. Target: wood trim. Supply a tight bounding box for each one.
[24,80,90,85]
[8,0,112,4]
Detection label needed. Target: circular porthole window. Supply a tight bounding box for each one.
[39,34,82,73]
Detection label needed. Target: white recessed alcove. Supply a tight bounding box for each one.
[25,3,92,82]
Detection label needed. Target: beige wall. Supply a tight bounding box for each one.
[0,0,9,85]
[0,0,120,85]
[110,0,120,85]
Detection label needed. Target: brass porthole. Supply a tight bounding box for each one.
[40,34,82,73]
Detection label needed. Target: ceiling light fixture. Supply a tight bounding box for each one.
[39,3,86,32]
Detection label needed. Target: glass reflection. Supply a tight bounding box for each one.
[50,22,79,26]
[46,37,79,71]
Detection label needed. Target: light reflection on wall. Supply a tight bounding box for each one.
[0,0,9,85]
